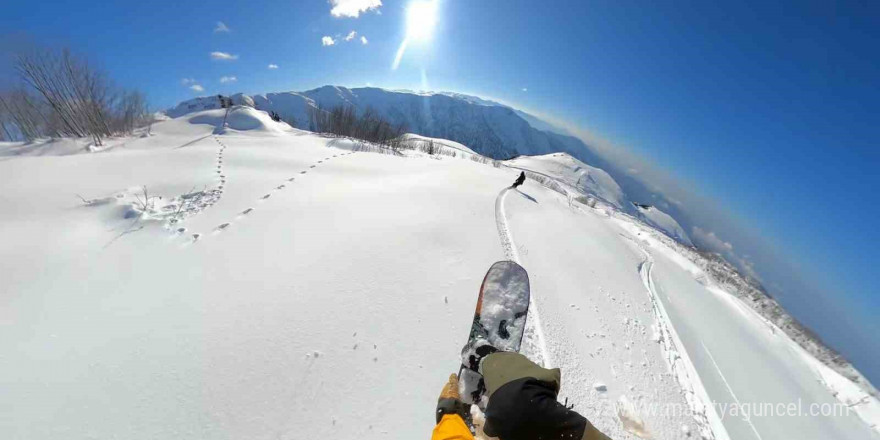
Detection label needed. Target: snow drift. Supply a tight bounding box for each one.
[189,107,291,135]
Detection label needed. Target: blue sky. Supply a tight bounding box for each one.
[2,1,879,380]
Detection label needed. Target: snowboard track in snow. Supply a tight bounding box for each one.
[627,236,729,440]
[495,186,551,366]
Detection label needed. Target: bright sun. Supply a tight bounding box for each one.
[406,1,438,41]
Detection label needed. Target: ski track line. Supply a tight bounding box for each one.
[630,241,730,440]
[192,148,356,241]
[495,186,551,366]
[700,339,765,440]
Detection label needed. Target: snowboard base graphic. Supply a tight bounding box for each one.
[458,260,530,406]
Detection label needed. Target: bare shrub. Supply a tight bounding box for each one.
[112,91,149,135]
[0,89,49,141]
[3,46,150,144]
[307,103,408,149]
[132,186,157,213]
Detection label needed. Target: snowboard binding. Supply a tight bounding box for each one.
[459,338,499,406]
[462,337,499,372]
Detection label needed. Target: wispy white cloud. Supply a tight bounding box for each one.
[267,64,279,69]
[189,84,205,92]
[692,226,760,280]
[360,35,368,45]
[345,31,357,41]
[329,0,382,18]
[219,76,237,83]
[214,21,230,33]
[181,78,197,85]
[521,88,528,92]
[210,51,239,60]
[322,36,336,46]
[692,227,734,253]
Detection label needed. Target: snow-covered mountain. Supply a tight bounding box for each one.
[167,86,600,161]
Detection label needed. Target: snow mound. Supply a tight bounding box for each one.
[188,107,289,135]
[635,204,693,246]
[165,93,254,118]
[505,152,628,209]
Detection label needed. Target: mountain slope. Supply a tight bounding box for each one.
[3,108,878,439]
[505,152,629,210]
[167,86,605,161]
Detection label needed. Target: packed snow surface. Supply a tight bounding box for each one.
[2,107,878,439]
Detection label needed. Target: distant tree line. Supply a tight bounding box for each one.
[306,104,407,149]
[0,47,151,145]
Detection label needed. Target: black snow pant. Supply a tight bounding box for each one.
[481,352,612,440]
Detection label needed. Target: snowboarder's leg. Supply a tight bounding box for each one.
[480,352,612,440]
[480,352,560,396]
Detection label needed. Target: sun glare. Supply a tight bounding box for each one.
[393,0,439,70]
[406,1,438,41]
